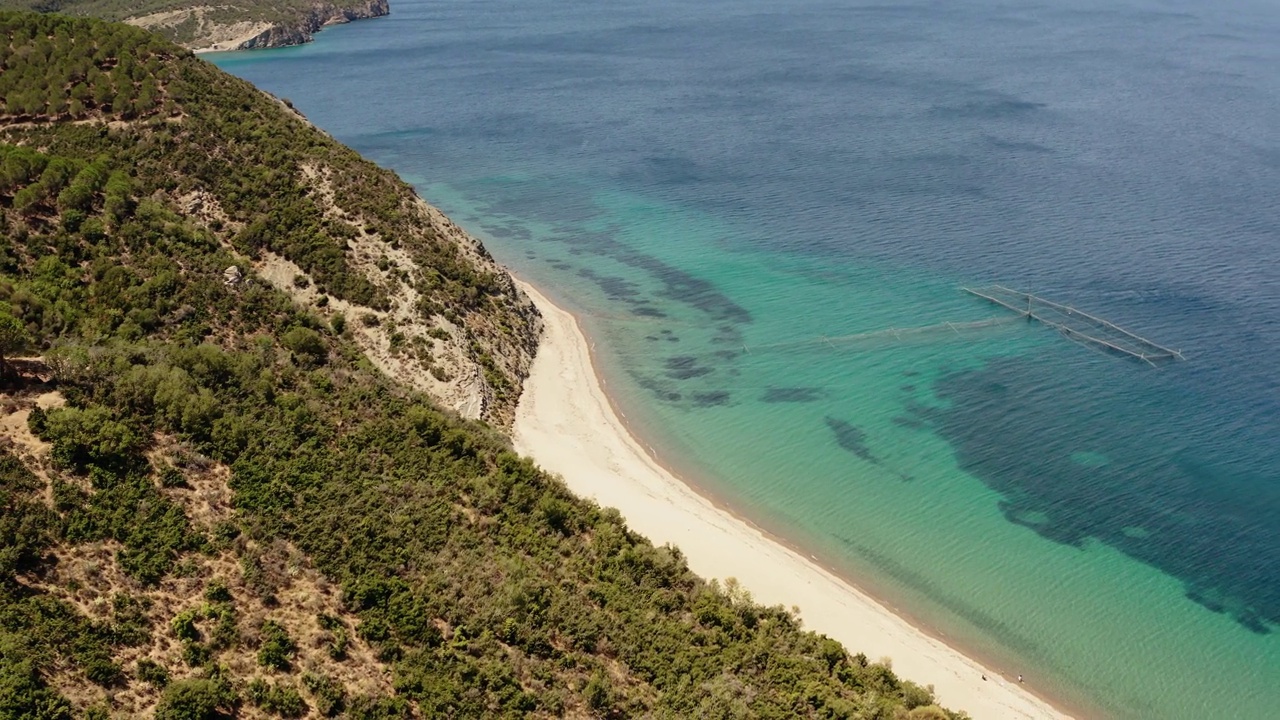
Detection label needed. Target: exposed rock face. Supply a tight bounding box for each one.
[123,1,390,52]
[243,161,542,428]
[239,0,390,50]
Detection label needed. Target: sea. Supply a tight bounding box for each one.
[210,0,1280,716]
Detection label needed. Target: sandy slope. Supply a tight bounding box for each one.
[511,281,1073,720]
[125,7,273,54]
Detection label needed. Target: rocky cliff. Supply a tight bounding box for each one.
[239,0,389,50]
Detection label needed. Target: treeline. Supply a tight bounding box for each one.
[0,11,965,719]
[0,13,178,120]
[1,145,130,224]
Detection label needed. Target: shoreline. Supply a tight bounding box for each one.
[511,279,1077,720]
[191,3,388,54]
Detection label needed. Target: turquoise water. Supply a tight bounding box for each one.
[212,0,1280,716]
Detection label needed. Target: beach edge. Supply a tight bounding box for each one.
[511,279,1074,720]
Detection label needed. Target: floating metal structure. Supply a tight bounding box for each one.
[963,285,1184,365]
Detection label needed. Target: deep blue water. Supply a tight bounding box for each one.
[213,0,1280,715]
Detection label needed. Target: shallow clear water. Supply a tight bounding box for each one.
[212,0,1280,716]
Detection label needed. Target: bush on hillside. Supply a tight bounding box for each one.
[153,678,235,720]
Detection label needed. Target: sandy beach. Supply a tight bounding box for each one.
[512,281,1073,720]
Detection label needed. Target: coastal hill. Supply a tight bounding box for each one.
[0,0,387,50]
[0,5,540,427]
[0,11,963,719]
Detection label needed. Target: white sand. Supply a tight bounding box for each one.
[512,281,1074,720]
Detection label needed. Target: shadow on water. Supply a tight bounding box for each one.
[664,355,713,380]
[763,386,825,403]
[917,356,1280,635]
[824,416,878,464]
[466,182,752,328]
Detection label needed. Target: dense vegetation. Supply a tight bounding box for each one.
[0,9,540,426]
[0,11,965,719]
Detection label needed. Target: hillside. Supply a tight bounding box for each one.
[0,8,540,426]
[0,0,388,51]
[0,12,964,720]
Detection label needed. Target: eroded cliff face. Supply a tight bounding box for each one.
[125,0,390,52]
[237,166,544,427]
[239,0,390,50]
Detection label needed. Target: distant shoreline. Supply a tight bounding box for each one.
[185,0,389,54]
[510,278,1078,720]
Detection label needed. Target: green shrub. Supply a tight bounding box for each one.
[83,657,122,686]
[208,605,239,650]
[248,678,307,718]
[182,641,211,668]
[211,522,241,547]
[159,465,187,488]
[281,326,326,367]
[327,626,349,661]
[136,659,170,688]
[0,651,72,719]
[902,680,936,709]
[204,580,232,603]
[302,672,346,717]
[154,677,235,720]
[25,405,47,435]
[39,406,146,474]
[171,609,201,641]
[584,671,611,712]
[256,620,295,671]
[0,303,29,368]
[344,694,411,720]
